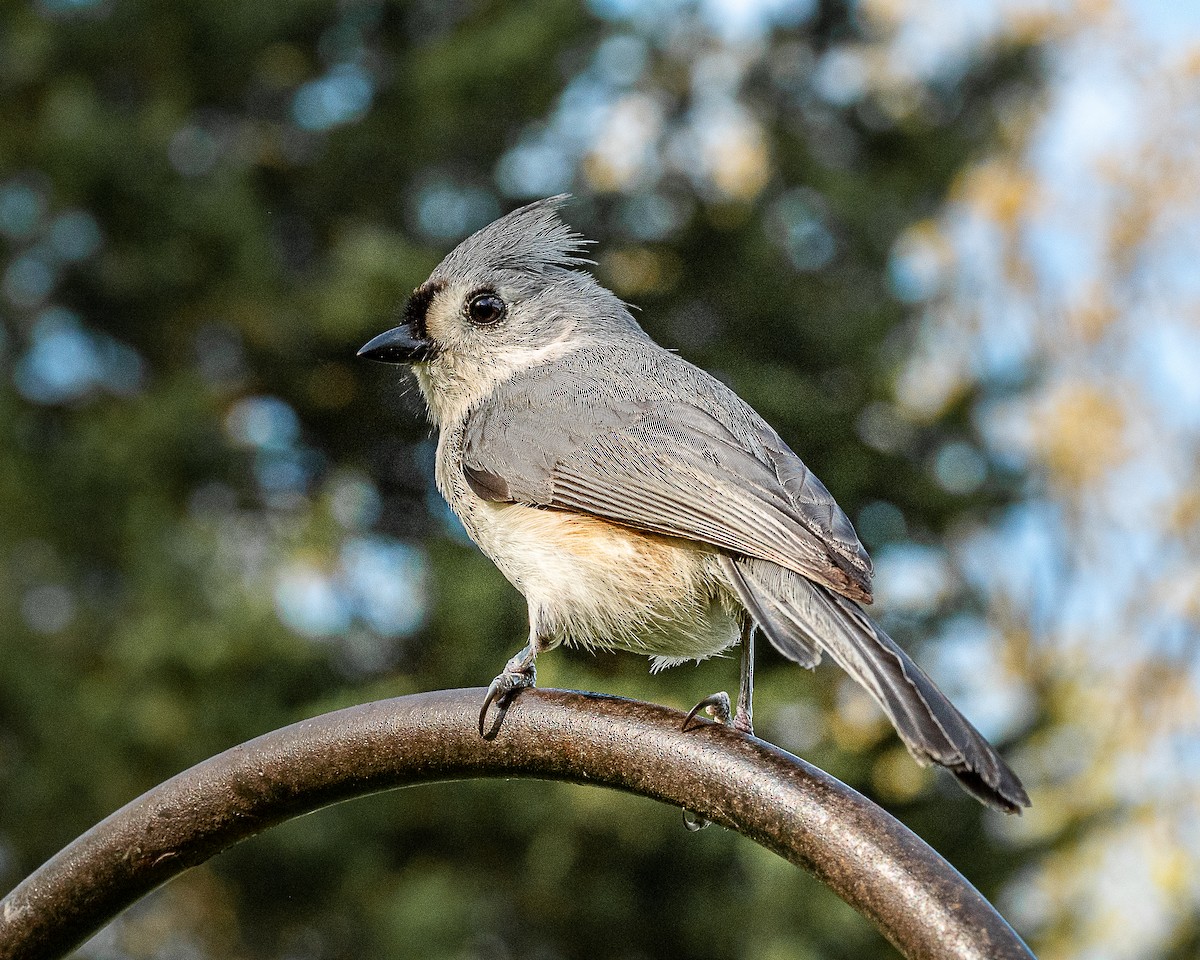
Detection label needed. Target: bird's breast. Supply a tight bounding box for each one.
[473,500,699,599]
[469,499,740,662]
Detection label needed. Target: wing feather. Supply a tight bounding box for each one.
[461,348,874,602]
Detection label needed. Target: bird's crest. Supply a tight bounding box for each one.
[435,195,593,278]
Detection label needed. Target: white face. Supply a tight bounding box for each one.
[407,275,580,428]
[420,280,515,361]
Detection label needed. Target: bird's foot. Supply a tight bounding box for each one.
[478,663,536,737]
[682,691,732,732]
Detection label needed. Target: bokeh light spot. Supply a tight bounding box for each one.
[414,183,499,241]
[814,46,869,106]
[14,308,101,403]
[933,441,987,495]
[168,125,222,177]
[874,543,950,614]
[274,564,352,638]
[225,396,301,451]
[3,255,56,308]
[770,189,836,272]
[496,139,574,199]
[48,210,102,262]
[328,472,383,530]
[292,64,374,132]
[21,584,75,634]
[0,182,47,241]
[341,536,429,637]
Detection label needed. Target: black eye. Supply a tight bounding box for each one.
[466,292,506,326]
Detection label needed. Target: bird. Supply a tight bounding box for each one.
[358,195,1030,814]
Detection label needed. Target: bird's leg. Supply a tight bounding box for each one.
[682,619,755,734]
[733,619,754,735]
[479,635,542,736]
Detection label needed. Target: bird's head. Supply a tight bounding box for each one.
[358,196,642,426]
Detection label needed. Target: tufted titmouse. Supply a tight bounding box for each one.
[359,197,1029,813]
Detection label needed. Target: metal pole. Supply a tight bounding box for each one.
[0,689,1035,960]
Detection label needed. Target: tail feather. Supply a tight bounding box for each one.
[720,555,821,669]
[729,557,1030,814]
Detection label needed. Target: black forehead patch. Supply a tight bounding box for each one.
[403,280,446,340]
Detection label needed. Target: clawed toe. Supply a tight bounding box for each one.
[478,669,535,736]
[682,691,732,732]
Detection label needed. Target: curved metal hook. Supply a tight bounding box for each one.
[0,689,1034,960]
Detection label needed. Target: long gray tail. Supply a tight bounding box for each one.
[724,556,1030,813]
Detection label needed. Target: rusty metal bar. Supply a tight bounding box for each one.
[0,689,1035,960]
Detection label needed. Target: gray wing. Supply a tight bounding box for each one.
[461,347,874,602]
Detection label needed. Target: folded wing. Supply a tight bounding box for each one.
[461,348,873,603]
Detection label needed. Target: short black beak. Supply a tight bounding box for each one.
[357,325,436,364]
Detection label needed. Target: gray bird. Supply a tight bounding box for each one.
[359,196,1029,814]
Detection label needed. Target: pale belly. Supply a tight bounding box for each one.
[468,500,742,667]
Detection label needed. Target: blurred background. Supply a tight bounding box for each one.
[1,0,1198,957]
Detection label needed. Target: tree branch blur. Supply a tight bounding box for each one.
[0,689,1034,960]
